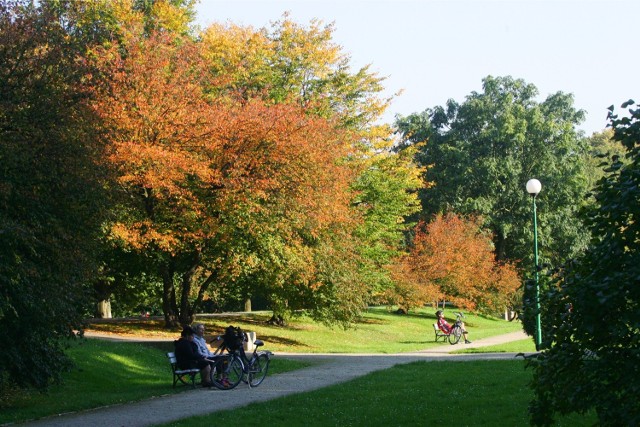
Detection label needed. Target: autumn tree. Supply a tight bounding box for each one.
[0,0,109,391]
[391,214,520,314]
[89,22,370,326]
[84,10,419,326]
[42,0,212,319]
[200,14,391,129]
[200,16,421,311]
[131,0,197,36]
[52,0,198,43]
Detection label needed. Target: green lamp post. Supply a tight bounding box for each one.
[526,178,542,350]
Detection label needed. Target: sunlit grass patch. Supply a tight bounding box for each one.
[454,338,537,354]
[84,307,524,354]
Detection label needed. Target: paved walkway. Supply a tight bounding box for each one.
[21,331,531,427]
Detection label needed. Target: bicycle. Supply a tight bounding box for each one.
[447,312,466,345]
[208,328,273,390]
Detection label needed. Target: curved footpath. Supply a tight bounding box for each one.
[21,331,530,427]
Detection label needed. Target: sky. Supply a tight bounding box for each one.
[195,0,639,135]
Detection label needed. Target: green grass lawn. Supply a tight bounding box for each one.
[454,338,538,354]
[1,307,531,425]
[86,306,524,354]
[159,360,595,427]
[0,339,309,425]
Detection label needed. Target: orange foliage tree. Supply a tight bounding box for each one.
[391,213,520,314]
[89,29,360,326]
[199,16,416,321]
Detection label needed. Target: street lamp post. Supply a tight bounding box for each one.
[526,178,542,350]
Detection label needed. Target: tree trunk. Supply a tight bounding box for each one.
[504,308,518,321]
[268,314,287,326]
[244,298,252,312]
[96,299,112,318]
[193,270,218,315]
[178,252,202,327]
[94,278,112,318]
[495,228,507,262]
[161,263,178,328]
[178,271,193,326]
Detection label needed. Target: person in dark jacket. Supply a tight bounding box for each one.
[174,326,212,387]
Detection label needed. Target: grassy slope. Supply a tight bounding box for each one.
[86,307,524,353]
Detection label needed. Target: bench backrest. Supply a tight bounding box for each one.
[434,323,448,334]
[167,352,177,366]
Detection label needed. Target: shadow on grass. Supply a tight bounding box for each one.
[135,334,310,351]
[250,334,312,348]
[365,307,440,322]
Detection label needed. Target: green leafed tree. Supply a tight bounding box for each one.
[584,128,629,191]
[395,75,591,270]
[351,131,423,299]
[0,0,108,392]
[527,100,640,426]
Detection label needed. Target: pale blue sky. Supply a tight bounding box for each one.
[195,0,639,135]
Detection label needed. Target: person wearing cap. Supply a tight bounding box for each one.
[174,326,213,387]
[436,310,472,344]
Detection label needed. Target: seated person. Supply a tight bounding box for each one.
[192,323,231,387]
[174,326,212,387]
[192,323,215,358]
[436,310,472,344]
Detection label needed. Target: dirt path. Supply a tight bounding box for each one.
[21,331,531,427]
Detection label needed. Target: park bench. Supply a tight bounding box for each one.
[433,323,449,342]
[167,352,200,388]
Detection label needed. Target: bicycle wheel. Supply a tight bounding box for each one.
[448,326,462,345]
[248,353,270,388]
[211,356,243,390]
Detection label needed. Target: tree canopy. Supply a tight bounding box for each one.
[389,214,520,314]
[0,2,423,395]
[83,5,420,327]
[396,76,591,270]
[200,15,390,130]
[0,0,109,390]
[527,100,640,426]
[90,27,361,326]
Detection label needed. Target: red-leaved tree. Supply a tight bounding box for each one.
[391,213,520,313]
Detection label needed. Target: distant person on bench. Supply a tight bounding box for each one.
[436,310,472,344]
[174,326,212,387]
